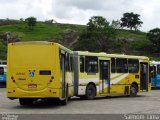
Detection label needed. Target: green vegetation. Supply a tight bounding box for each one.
[25,17,37,30]
[147,28,160,53]
[0,41,7,60]
[0,22,83,41]
[0,17,157,60]
[117,30,146,40]
[120,12,143,31]
[74,16,151,57]
[74,16,117,52]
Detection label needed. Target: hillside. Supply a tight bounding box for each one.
[0,20,150,60]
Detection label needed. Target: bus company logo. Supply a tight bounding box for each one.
[29,71,35,77]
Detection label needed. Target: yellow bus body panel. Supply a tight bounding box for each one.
[7,42,73,99]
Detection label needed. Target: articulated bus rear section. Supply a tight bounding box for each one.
[7,42,74,105]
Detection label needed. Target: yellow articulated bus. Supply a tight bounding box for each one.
[7,41,74,105]
[72,51,151,100]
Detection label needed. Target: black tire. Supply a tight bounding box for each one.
[19,98,33,106]
[47,99,55,105]
[79,95,86,100]
[61,86,68,105]
[130,84,138,97]
[85,84,96,100]
[47,98,60,105]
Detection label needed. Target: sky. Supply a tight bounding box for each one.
[0,0,160,32]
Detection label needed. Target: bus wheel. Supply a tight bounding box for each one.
[130,84,138,97]
[79,95,86,100]
[61,86,69,105]
[19,98,33,105]
[85,84,96,100]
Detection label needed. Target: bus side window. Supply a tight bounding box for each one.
[65,53,70,72]
[154,66,156,77]
[59,50,62,70]
[85,56,98,73]
[70,55,73,72]
[80,56,84,72]
[128,59,139,73]
[116,58,128,73]
[150,66,156,78]
[3,62,7,65]
[67,53,70,72]
[0,67,4,75]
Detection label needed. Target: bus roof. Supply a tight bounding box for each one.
[150,61,160,65]
[75,51,149,60]
[8,41,72,53]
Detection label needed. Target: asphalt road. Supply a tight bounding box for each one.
[0,88,160,119]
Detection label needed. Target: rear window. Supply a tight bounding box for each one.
[39,70,51,75]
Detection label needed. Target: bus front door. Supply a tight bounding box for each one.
[140,62,149,91]
[99,60,110,94]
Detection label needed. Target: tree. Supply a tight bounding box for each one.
[25,17,37,30]
[87,16,109,31]
[111,20,121,29]
[147,28,160,54]
[20,18,24,22]
[74,16,117,52]
[0,42,7,60]
[120,12,143,31]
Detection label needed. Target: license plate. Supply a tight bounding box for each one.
[28,84,37,88]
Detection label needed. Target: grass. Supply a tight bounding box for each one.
[0,23,78,41]
[0,41,7,60]
[117,29,147,41]
[0,21,148,60]
[0,22,85,60]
